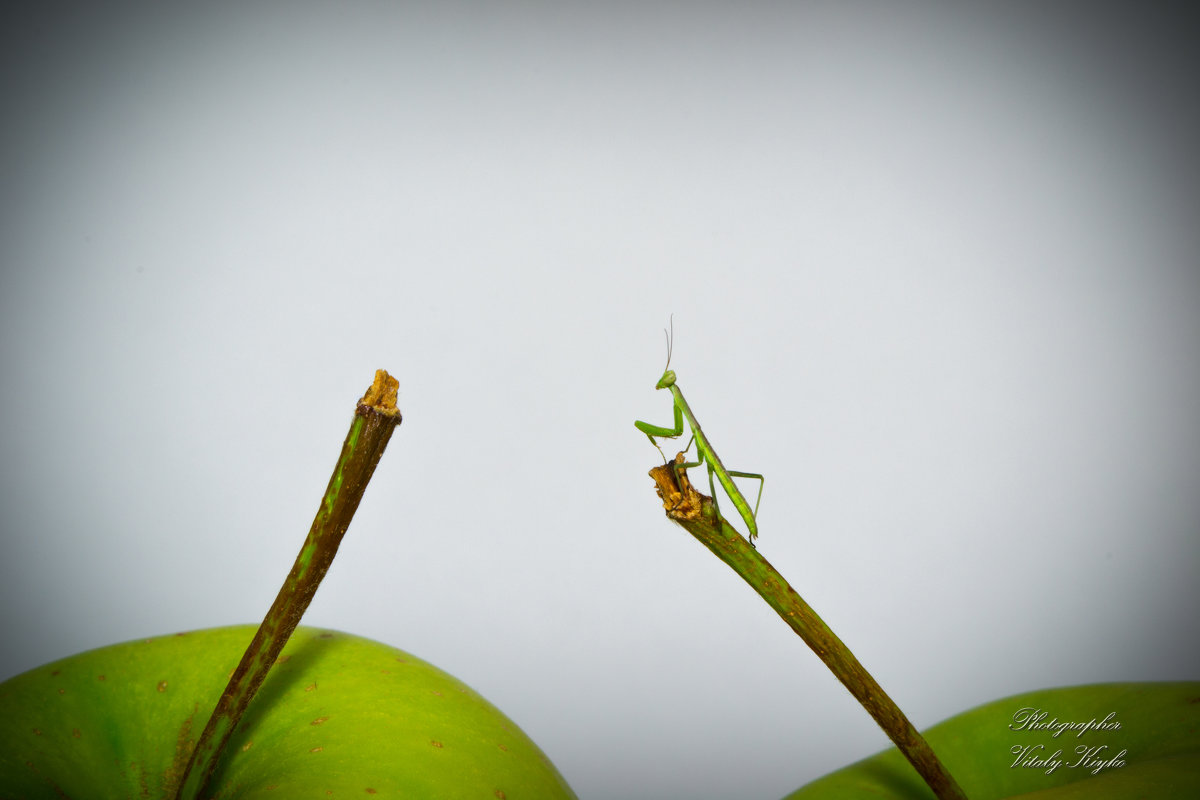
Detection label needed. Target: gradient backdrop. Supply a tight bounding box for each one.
[2,3,1197,799]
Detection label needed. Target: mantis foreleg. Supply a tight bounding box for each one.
[634,401,685,460]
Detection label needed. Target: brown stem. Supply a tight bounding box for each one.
[173,370,402,800]
[649,454,968,800]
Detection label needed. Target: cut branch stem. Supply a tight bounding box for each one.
[649,454,969,800]
[174,370,402,800]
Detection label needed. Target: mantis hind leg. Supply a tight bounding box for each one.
[727,468,764,547]
[726,470,765,519]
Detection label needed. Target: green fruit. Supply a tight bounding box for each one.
[786,682,1200,799]
[0,625,577,799]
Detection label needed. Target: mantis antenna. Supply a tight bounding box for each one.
[663,313,674,371]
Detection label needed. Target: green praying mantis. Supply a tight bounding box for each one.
[635,318,765,545]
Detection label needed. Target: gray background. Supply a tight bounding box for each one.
[2,2,1197,798]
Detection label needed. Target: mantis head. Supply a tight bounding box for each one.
[655,315,676,389]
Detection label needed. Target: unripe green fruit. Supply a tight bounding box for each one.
[786,682,1200,799]
[0,626,577,799]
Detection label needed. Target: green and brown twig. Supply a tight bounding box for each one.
[174,370,402,800]
[649,453,968,800]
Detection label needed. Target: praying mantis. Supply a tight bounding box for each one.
[635,318,765,545]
